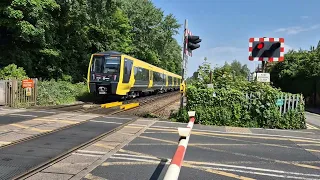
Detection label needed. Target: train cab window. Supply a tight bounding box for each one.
[103,56,120,75]
[92,56,104,73]
[123,58,133,83]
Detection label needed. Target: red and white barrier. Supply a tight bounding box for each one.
[163,111,196,180]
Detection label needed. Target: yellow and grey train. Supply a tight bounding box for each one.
[87,51,182,98]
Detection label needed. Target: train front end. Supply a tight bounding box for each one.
[87,52,121,96]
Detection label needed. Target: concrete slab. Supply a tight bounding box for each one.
[26,172,73,180]
[101,132,132,143]
[42,154,100,175]
[116,126,144,135]
[82,142,121,153]
[0,132,32,142]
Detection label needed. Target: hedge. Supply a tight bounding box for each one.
[37,80,88,106]
[172,84,306,129]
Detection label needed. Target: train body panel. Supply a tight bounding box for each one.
[87,51,182,97]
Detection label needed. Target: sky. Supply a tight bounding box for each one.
[152,0,320,77]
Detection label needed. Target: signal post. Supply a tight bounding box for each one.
[180,19,202,108]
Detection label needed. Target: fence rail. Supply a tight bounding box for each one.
[0,79,38,107]
[245,92,304,115]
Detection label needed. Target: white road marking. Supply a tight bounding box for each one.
[32,110,56,114]
[110,156,170,164]
[72,152,102,157]
[198,166,318,180]
[185,161,320,177]
[113,153,160,160]
[90,120,122,124]
[9,114,38,117]
[150,125,320,141]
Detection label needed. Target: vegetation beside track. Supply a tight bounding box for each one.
[170,60,306,129]
[0,64,89,106]
[37,79,89,106]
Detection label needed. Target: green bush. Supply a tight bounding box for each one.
[37,80,88,106]
[0,64,28,80]
[183,84,306,129]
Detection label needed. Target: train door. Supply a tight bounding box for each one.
[122,58,133,84]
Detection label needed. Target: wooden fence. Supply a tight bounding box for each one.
[0,79,38,107]
[245,92,304,115]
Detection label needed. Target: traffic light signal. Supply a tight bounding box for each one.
[249,38,284,62]
[187,35,202,51]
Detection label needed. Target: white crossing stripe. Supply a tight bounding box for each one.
[9,113,38,117]
[90,120,122,124]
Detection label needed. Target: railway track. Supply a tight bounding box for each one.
[40,91,180,115]
[1,91,181,179]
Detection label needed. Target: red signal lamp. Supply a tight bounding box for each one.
[257,42,264,49]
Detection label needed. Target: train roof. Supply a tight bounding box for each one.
[95,51,122,56]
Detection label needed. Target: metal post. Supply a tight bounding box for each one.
[180,19,187,109]
[262,61,266,73]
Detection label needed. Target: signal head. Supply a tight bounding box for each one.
[187,35,201,51]
[249,38,284,61]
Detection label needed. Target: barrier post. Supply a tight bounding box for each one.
[163,111,196,180]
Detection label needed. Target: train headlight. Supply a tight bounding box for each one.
[98,86,107,94]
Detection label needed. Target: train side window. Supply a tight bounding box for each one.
[123,58,133,83]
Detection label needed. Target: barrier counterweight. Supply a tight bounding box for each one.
[163,111,195,180]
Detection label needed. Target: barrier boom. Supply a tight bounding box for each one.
[163,111,196,180]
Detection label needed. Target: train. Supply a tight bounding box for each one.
[87,51,182,99]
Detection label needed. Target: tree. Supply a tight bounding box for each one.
[0,0,182,81]
[222,60,250,79]
[270,41,320,106]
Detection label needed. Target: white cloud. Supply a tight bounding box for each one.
[300,16,309,19]
[274,24,320,35]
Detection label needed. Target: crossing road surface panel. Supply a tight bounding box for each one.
[0,108,135,179]
[25,119,320,180]
[1,108,320,180]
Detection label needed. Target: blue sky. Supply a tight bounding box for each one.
[152,0,320,77]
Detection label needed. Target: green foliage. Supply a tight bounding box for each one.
[37,80,87,106]
[0,64,28,80]
[180,60,306,129]
[0,0,182,82]
[169,108,189,123]
[270,43,320,106]
[185,84,305,129]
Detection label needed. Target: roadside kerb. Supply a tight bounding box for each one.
[163,111,196,180]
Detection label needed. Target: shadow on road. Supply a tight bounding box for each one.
[149,159,168,180]
[305,107,320,115]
